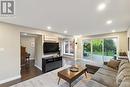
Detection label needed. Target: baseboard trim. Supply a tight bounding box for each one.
[0,75,21,84]
[35,65,42,71]
[63,55,74,59]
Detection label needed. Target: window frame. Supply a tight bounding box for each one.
[63,40,74,55]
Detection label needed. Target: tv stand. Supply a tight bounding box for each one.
[42,56,62,73]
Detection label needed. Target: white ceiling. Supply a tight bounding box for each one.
[0,0,130,36]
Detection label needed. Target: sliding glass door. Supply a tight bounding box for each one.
[83,40,91,59]
[92,39,103,63]
[83,37,118,63]
[103,38,117,61]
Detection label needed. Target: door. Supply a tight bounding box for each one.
[83,40,91,59]
[92,39,103,63]
[103,38,117,62]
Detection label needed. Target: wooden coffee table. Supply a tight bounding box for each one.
[57,65,87,87]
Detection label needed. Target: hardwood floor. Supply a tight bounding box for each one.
[0,60,43,87]
[0,57,86,87]
[0,57,101,87]
[21,60,42,81]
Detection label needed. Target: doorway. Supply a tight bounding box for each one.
[20,32,42,80]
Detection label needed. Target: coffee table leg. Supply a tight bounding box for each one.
[58,78,61,85]
[69,82,71,87]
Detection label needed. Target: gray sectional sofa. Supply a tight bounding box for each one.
[86,60,130,87]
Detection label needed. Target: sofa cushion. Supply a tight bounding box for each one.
[118,63,130,74]
[75,80,107,87]
[119,60,128,68]
[97,68,117,78]
[107,60,120,70]
[119,77,130,87]
[116,68,130,86]
[84,80,107,87]
[92,72,117,87]
[102,65,117,72]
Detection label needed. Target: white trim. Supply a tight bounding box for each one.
[0,75,21,84]
[63,53,74,56]
[35,65,42,71]
[63,55,74,58]
[83,35,119,40]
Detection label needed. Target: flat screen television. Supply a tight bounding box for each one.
[43,42,59,54]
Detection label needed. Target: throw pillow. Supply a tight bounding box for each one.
[107,60,120,70]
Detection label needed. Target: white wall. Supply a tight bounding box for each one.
[0,22,65,84]
[74,36,83,59]
[35,35,43,70]
[20,36,35,59]
[118,32,128,53]
[0,24,21,84]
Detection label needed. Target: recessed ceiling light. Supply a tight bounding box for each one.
[47,26,52,30]
[64,30,68,34]
[112,30,116,33]
[106,20,112,24]
[97,3,106,11]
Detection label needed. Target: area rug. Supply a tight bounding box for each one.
[11,65,92,87]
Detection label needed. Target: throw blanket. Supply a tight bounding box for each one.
[11,65,92,87]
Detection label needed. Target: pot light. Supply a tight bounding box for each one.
[97,3,106,11]
[47,26,52,30]
[64,30,68,34]
[112,30,116,33]
[106,20,112,24]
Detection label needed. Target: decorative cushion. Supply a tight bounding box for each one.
[119,77,130,87]
[102,65,117,72]
[119,60,128,68]
[97,68,117,78]
[107,60,120,70]
[118,63,130,74]
[116,68,130,86]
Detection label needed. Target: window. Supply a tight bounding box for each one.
[65,41,69,53]
[83,40,91,58]
[83,37,118,62]
[64,40,74,55]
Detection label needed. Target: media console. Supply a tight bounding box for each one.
[42,56,62,73]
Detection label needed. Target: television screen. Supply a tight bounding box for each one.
[44,42,59,54]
